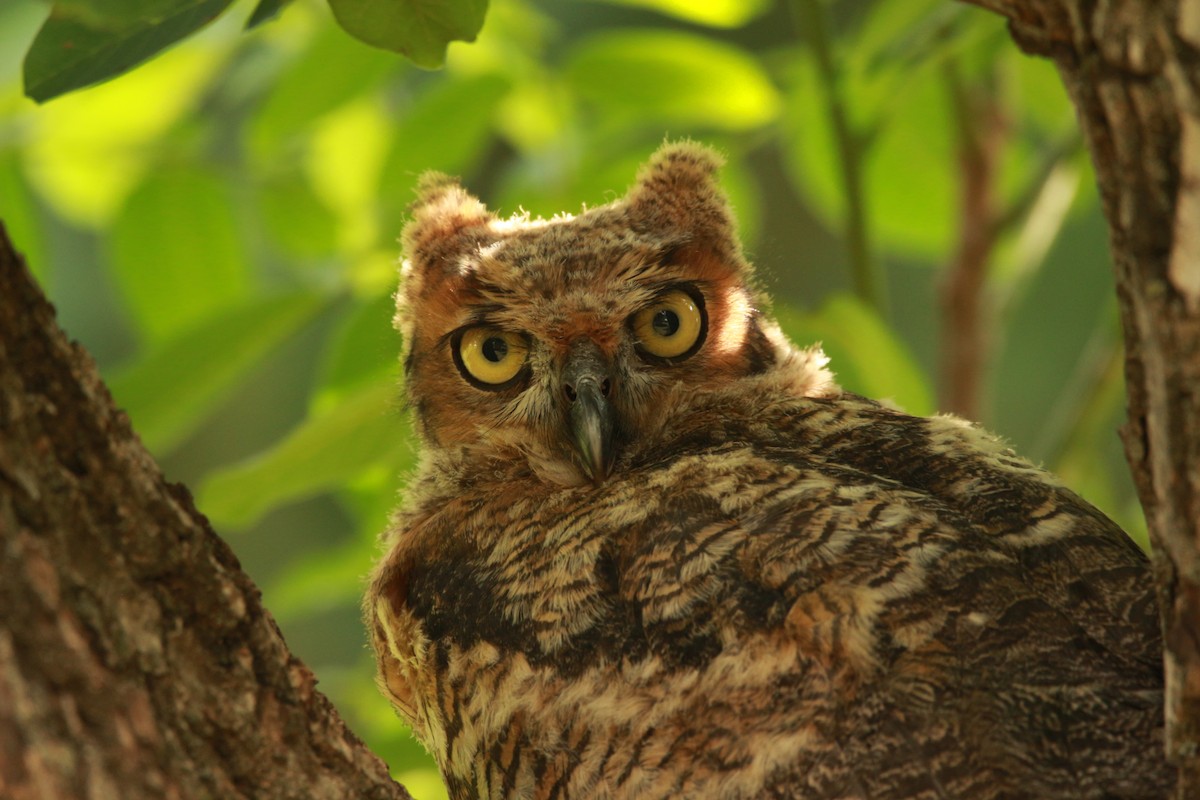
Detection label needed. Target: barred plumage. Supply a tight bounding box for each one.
[367,142,1171,799]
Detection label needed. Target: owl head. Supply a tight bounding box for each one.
[396,142,834,487]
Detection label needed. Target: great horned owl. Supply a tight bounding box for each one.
[366,142,1172,799]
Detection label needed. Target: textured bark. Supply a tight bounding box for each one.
[964,0,1200,794]
[0,225,409,799]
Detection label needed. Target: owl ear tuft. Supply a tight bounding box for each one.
[402,173,495,276]
[396,174,496,344]
[625,141,738,249]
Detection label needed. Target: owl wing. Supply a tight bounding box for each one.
[618,395,1169,798]
[368,395,1170,799]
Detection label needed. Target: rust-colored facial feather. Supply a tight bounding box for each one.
[398,144,774,486]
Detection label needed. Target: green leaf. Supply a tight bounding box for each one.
[315,293,398,407]
[107,293,325,453]
[266,537,372,620]
[0,1,47,88]
[248,22,400,157]
[849,0,955,75]
[20,41,220,227]
[109,165,252,343]
[863,74,955,257]
[198,380,407,527]
[305,99,392,252]
[588,0,770,27]
[340,655,444,783]
[775,294,933,416]
[265,501,407,618]
[258,171,339,259]
[781,50,955,258]
[844,2,1001,128]
[779,53,844,221]
[326,0,488,69]
[23,0,233,102]
[379,72,509,222]
[245,0,290,29]
[0,154,48,282]
[565,30,780,130]
[1007,45,1077,138]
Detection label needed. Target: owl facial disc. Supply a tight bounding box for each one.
[561,340,616,484]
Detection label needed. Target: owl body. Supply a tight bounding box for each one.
[368,144,1172,799]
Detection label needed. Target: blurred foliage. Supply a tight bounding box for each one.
[0,0,1145,796]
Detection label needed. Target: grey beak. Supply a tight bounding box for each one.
[562,341,616,483]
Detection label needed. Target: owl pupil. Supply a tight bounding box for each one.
[482,337,508,362]
[653,310,680,337]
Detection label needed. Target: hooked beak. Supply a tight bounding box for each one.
[562,341,616,484]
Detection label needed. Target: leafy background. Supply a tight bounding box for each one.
[0,0,1140,797]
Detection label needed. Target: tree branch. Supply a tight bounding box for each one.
[0,223,409,799]
[790,0,887,317]
[939,60,1006,421]
[960,1,1200,794]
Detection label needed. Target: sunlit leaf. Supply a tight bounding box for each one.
[781,50,955,258]
[110,165,252,342]
[23,0,233,102]
[22,43,220,226]
[107,292,325,452]
[588,0,770,27]
[864,75,954,256]
[337,467,406,546]
[779,52,844,222]
[396,769,450,800]
[327,0,488,69]
[496,80,571,153]
[198,380,406,527]
[565,30,780,130]
[306,98,392,251]
[776,294,933,415]
[442,0,549,75]
[247,22,400,158]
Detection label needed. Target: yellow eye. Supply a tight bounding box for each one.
[632,289,705,360]
[456,328,529,386]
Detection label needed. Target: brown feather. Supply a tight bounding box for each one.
[366,141,1171,799]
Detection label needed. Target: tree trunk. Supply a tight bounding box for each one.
[966,0,1200,795]
[0,225,409,799]
[2,1,1197,796]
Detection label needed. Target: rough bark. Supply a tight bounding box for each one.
[964,0,1200,794]
[0,225,409,799]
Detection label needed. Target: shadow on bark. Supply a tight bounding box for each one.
[0,224,409,799]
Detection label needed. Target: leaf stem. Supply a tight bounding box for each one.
[790,0,886,317]
[939,59,1004,420]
